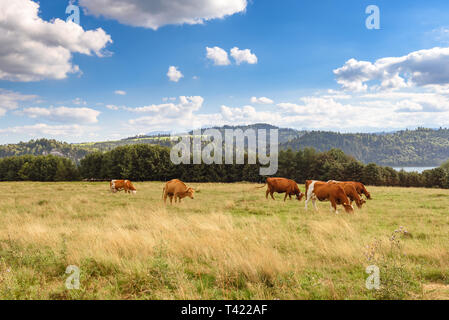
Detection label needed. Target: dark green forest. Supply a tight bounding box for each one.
[1,144,448,189]
[1,126,449,167]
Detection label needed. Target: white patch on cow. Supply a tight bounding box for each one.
[307,181,317,200]
[110,180,116,192]
[305,180,318,210]
[132,190,137,195]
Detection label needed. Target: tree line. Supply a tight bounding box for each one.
[1,144,449,189]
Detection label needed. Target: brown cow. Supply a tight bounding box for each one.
[328,181,366,209]
[258,177,304,201]
[305,180,354,214]
[328,180,371,200]
[162,179,195,204]
[110,180,137,194]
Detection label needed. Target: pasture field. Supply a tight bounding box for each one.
[0,181,448,300]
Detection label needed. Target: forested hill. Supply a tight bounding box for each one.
[1,126,449,166]
[191,123,305,144]
[280,128,449,166]
[0,139,89,163]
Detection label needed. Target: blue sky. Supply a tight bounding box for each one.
[1,0,449,143]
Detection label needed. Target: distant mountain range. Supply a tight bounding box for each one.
[1,124,448,166]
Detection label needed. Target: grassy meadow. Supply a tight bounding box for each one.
[0,181,448,300]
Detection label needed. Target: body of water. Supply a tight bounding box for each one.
[392,167,437,173]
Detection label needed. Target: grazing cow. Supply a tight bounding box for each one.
[305,180,354,214]
[328,180,371,200]
[163,179,195,204]
[257,177,304,201]
[110,180,137,194]
[328,181,366,209]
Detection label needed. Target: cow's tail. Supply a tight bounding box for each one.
[162,187,165,199]
[256,183,267,189]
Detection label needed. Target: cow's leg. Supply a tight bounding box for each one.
[305,196,310,210]
[270,192,275,200]
[312,198,318,211]
[265,189,270,199]
[331,200,338,214]
[284,193,288,202]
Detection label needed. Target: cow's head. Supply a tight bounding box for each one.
[187,187,195,199]
[296,192,304,201]
[356,198,366,209]
[132,190,137,195]
[365,192,372,200]
[343,203,354,214]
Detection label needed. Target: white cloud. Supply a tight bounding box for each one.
[0,123,95,137]
[72,98,87,105]
[114,90,127,95]
[20,106,101,124]
[123,87,449,133]
[167,66,184,82]
[127,96,204,115]
[250,96,274,104]
[0,89,37,116]
[106,104,120,110]
[220,105,278,123]
[206,47,231,66]
[0,0,112,82]
[230,47,258,65]
[433,27,449,44]
[334,47,449,92]
[79,0,247,30]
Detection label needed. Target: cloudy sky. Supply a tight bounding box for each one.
[1,0,449,143]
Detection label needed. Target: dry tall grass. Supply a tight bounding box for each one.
[0,181,448,299]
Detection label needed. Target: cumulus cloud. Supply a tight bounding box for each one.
[250,96,274,104]
[167,66,184,82]
[230,47,258,65]
[114,90,127,95]
[79,0,247,30]
[123,88,449,133]
[0,89,37,116]
[206,47,231,66]
[334,47,449,92]
[0,0,112,82]
[220,105,278,123]
[127,96,203,115]
[128,96,220,130]
[0,123,95,137]
[20,106,101,124]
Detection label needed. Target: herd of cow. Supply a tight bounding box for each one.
[109,177,372,214]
